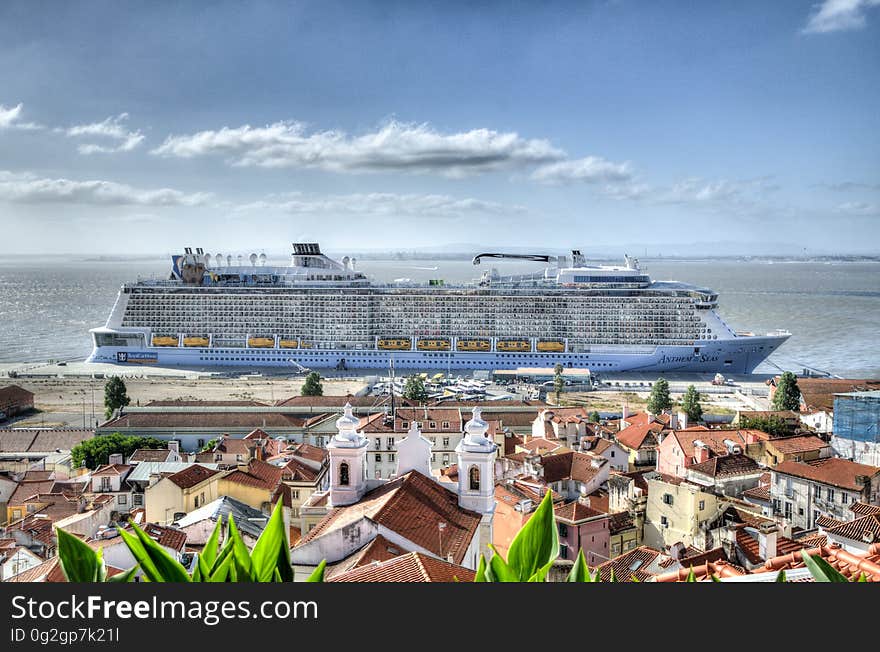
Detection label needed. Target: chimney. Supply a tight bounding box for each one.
[677,411,687,430]
[621,403,629,422]
[108,453,123,465]
[168,441,180,455]
[670,413,679,429]
[693,441,710,464]
[758,526,777,561]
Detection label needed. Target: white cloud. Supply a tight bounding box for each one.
[0,171,211,206]
[803,0,880,33]
[65,113,144,154]
[236,191,525,218]
[815,180,880,191]
[152,120,564,177]
[529,156,633,185]
[834,201,879,216]
[0,103,42,130]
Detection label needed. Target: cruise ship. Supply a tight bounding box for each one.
[87,243,790,373]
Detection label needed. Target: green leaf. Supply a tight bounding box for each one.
[56,528,102,582]
[775,570,787,582]
[306,559,326,583]
[473,554,488,583]
[117,527,162,582]
[201,519,223,569]
[486,547,517,582]
[630,574,641,582]
[608,566,617,583]
[566,549,593,582]
[249,501,292,582]
[709,573,721,583]
[226,515,253,580]
[506,490,558,581]
[208,551,235,582]
[800,550,848,583]
[853,572,868,583]
[685,567,697,582]
[106,565,139,583]
[125,521,191,582]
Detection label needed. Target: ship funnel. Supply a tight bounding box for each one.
[204,253,212,267]
[342,256,350,270]
[249,253,258,266]
[237,254,243,266]
[259,253,267,266]
[226,255,233,267]
[216,253,223,267]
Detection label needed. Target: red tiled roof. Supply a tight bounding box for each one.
[521,437,563,454]
[608,511,634,534]
[281,457,320,483]
[554,501,605,523]
[669,428,742,461]
[653,559,746,582]
[290,442,327,464]
[328,552,476,582]
[593,546,665,582]
[773,458,880,492]
[735,528,805,565]
[243,428,272,440]
[167,464,222,489]
[8,480,56,504]
[687,453,762,479]
[766,435,829,455]
[140,523,187,551]
[325,534,404,579]
[742,486,771,502]
[758,543,880,581]
[851,502,880,517]
[824,514,880,544]
[615,421,665,451]
[91,464,132,477]
[215,436,252,456]
[128,448,173,463]
[146,399,268,407]
[540,450,605,484]
[816,515,844,529]
[794,378,880,413]
[102,412,315,429]
[298,472,481,565]
[0,385,34,404]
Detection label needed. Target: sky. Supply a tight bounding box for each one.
[0,0,878,256]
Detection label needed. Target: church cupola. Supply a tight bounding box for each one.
[327,403,369,506]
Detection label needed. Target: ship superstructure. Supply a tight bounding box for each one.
[88,243,790,372]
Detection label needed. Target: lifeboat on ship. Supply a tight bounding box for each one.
[377,338,412,350]
[496,339,531,352]
[248,337,275,348]
[183,336,210,347]
[417,338,451,351]
[536,340,565,352]
[456,339,491,352]
[279,338,299,349]
[151,335,179,347]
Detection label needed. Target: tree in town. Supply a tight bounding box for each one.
[739,414,790,438]
[301,371,324,397]
[680,385,704,423]
[588,410,601,424]
[647,377,673,414]
[772,371,801,411]
[553,363,565,405]
[103,376,131,419]
[403,375,429,402]
[199,438,219,453]
[71,433,167,469]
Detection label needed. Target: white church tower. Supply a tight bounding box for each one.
[396,421,433,478]
[456,407,497,553]
[327,403,369,506]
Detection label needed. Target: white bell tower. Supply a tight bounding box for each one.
[456,407,497,514]
[327,403,369,507]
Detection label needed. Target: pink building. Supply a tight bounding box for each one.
[656,428,748,479]
[554,501,610,566]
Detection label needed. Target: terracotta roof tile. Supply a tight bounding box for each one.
[290,442,327,464]
[851,502,880,517]
[766,435,829,455]
[329,551,476,582]
[92,464,132,477]
[758,543,880,581]
[825,514,880,544]
[608,511,634,534]
[167,464,222,489]
[128,448,173,463]
[593,546,665,582]
[688,453,762,480]
[772,458,880,492]
[325,534,404,579]
[298,472,481,565]
[102,412,315,429]
[554,501,605,523]
[615,421,665,451]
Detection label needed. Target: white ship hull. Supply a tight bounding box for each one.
[88,333,788,374]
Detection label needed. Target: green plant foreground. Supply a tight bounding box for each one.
[56,491,862,583]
